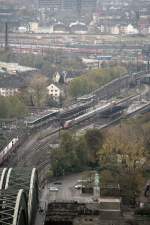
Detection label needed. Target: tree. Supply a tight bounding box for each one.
[68,76,91,98]
[50,132,77,176]
[50,131,89,176]
[50,129,103,176]
[68,66,127,98]
[0,97,8,118]
[28,74,48,108]
[75,135,89,168]
[84,129,103,166]
[99,124,146,172]
[0,96,27,118]
[7,96,27,118]
[98,123,146,205]
[0,49,14,62]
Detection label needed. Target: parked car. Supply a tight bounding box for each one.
[53,181,62,185]
[49,186,59,192]
[74,184,85,189]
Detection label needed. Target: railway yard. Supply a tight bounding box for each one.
[1,1,150,224]
[0,71,149,180]
[0,32,149,64]
[0,68,149,225]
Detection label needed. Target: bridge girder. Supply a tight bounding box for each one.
[0,189,28,225]
[5,168,39,225]
[0,168,8,190]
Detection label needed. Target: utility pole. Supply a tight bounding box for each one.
[93,171,100,199]
[5,22,9,50]
[142,45,150,72]
[76,0,81,19]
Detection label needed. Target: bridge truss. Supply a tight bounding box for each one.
[0,189,28,225]
[0,167,38,225]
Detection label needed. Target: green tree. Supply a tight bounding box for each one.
[75,135,88,169]
[50,131,89,176]
[84,129,103,166]
[7,96,27,117]
[0,97,8,117]
[0,96,27,118]
[50,129,103,176]
[68,76,91,98]
[68,66,127,98]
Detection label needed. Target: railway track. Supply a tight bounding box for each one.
[2,77,149,176]
[35,99,150,182]
[38,93,144,139]
[3,97,150,182]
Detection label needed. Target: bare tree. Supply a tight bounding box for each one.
[28,74,48,108]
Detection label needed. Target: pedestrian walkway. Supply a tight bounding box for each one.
[34,186,49,225]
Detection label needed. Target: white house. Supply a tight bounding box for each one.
[0,77,25,97]
[47,84,63,100]
[0,88,19,97]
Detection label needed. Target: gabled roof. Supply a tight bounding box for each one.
[0,77,25,89]
[47,83,64,91]
[0,61,36,74]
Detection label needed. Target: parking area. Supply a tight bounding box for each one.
[40,173,94,205]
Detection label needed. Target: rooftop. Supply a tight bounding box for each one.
[98,198,121,203]
[0,76,25,88]
[0,61,36,74]
[25,109,59,123]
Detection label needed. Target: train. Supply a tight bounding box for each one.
[0,137,19,165]
[24,110,59,130]
[24,101,95,130]
[60,100,95,121]
[24,71,148,130]
[10,43,104,55]
[63,95,135,129]
[63,102,112,129]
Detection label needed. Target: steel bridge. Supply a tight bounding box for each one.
[0,167,39,225]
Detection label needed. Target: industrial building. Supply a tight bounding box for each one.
[39,0,97,13]
[39,0,62,9]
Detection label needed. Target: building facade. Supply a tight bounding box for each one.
[47,84,63,100]
[0,87,19,97]
[39,0,62,9]
[0,77,25,97]
[39,0,97,12]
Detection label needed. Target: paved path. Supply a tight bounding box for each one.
[34,186,49,225]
